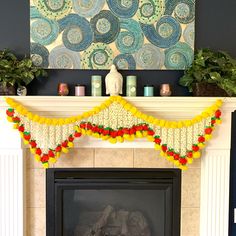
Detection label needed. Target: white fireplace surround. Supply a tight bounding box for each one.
[0,96,235,236]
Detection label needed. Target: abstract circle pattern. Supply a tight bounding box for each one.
[106,0,139,18]
[49,45,81,69]
[116,19,144,54]
[59,14,93,52]
[137,0,165,24]
[82,43,113,69]
[30,43,49,68]
[72,0,105,18]
[113,54,136,70]
[33,0,72,20]
[174,0,195,24]
[164,42,193,69]
[141,16,181,48]
[135,44,165,69]
[183,22,194,47]
[90,10,120,44]
[31,7,59,46]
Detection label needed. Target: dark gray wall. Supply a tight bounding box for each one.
[0,0,235,96]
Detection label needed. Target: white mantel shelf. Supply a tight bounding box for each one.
[0,96,236,236]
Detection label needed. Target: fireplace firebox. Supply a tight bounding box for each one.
[46,168,181,236]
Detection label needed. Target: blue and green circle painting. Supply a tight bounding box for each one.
[106,0,139,18]
[59,14,93,52]
[30,7,59,46]
[30,0,195,69]
[49,45,81,69]
[141,16,181,48]
[113,54,136,70]
[90,10,120,44]
[31,42,49,68]
[164,42,193,69]
[116,19,144,54]
[72,0,105,18]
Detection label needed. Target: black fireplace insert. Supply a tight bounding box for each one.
[46,168,181,236]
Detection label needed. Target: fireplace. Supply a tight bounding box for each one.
[46,168,181,236]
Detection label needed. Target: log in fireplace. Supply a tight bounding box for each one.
[46,168,181,236]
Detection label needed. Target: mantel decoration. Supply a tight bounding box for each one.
[5,96,222,170]
[30,0,195,70]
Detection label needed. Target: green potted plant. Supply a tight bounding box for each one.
[0,49,47,95]
[179,48,236,96]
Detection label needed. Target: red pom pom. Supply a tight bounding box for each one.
[174,153,180,160]
[187,151,193,158]
[179,158,187,165]
[35,148,42,155]
[41,154,49,163]
[30,140,37,148]
[192,145,199,152]
[198,136,205,143]
[48,150,55,158]
[215,110,221,118]
[205,127,213,134]
[55,145,62,152]
[161,145,167,152]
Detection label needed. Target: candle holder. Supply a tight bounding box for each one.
[160,84,172,96]
[75,84,85,96]
[126,75,137,97]
[58,83,69,96]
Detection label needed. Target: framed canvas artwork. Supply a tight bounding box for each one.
[30,0,195,70]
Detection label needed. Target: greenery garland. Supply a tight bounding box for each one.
[5,96,222,170]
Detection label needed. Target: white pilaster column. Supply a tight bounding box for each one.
[0,109,24,236]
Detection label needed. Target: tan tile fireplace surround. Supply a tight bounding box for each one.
[0,96,235,236]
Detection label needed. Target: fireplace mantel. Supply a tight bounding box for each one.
[0,96,236,236]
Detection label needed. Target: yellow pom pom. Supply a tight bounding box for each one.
[167,156,174,162]
[177,121,183,129]
[179,165,188,171]
[187,157,193,164]
[135,111,142,119]
[141,114,148,120]
[20,132,24,138]
[216,99,223,107]
[205,134,212,141]
[101,135,109,140]
[128,134,135,141]
[135,131,143,138]
[49,157,57,164]
[35,155,41,162]
[117,136,124,143]
[147,136,154,142]
[198,143,205,149]
[174,160,181,167]
[30,148,36,154]
[142,131,148,137]
[86,130,92,136]
[75,126,81,132]
[92,133,100,139]
[123,134,130,140]
[160,151,166,157]
[62,147,69,153]
[124,103,132,110]
[42,163,49,169]
[24,140,29,145]
[109,138,117,144]
[154,144,161,150]
[159,120,166,127]
[7,117,13,122]
[193,151,201,159]
[130,107,137,115]
[68,142,74,148]
[147,116,155,123]
[13,124,19,129]
[81,129,86,135]
[216,119,222,125]
[56,152,61,158]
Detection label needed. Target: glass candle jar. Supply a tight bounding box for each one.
[91,75,102,96]
[144,85,154,97]
[75,84,85,96]
[126,75,137,97]
[58,83,69,96]
[160,84,172,96]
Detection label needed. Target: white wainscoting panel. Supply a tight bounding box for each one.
[200,149,230,236]
[0,150,24,236]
